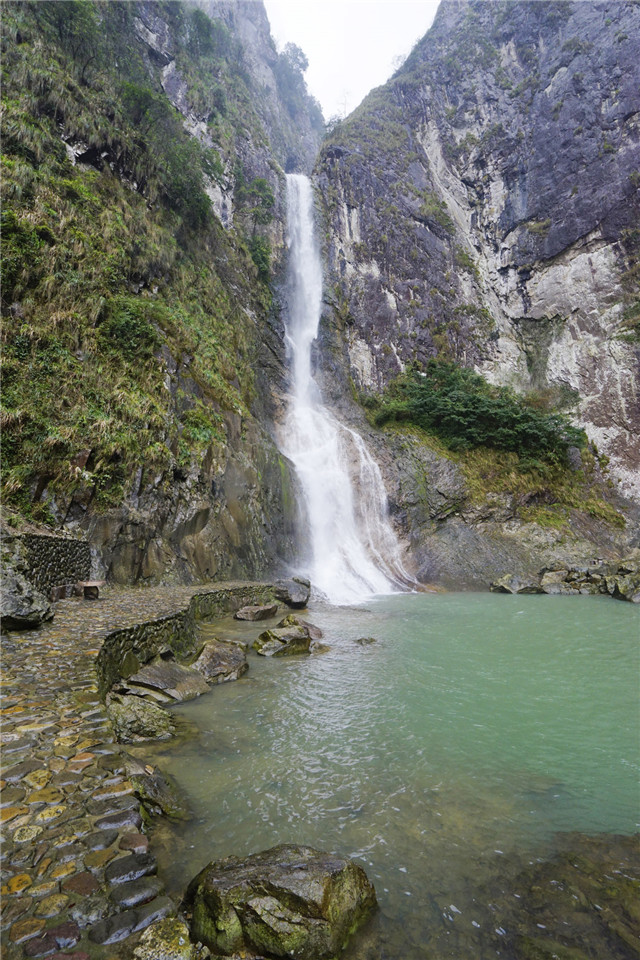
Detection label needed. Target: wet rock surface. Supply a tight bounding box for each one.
[273,577,311,609]
[106,693,176,743]
[184,843,377,959]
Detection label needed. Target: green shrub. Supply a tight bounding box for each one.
[248,235,271,281]
[98,296,160,359]
[374,361,586,466]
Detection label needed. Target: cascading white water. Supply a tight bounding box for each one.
[281,173,412,604]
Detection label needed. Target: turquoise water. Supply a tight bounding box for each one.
[148,593,639,957]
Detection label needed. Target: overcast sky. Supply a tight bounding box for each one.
[263,0,440,120]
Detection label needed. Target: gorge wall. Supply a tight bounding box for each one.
[313,0,640,584]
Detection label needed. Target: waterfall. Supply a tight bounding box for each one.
[281,173,412,604]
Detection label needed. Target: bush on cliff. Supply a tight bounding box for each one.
[373,361,586,468]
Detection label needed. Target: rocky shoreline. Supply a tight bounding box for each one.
[1,580,366,960]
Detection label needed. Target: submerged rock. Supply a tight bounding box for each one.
[355,637,377,646]
[125,758,191,821]
[273,577,311,608]
[107,694,175,743]
[184,843,377,959]
[191,639,248,683]
[235,603,279,621]
[253,626,311,657]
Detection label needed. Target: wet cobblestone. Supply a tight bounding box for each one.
[1,583,250,959]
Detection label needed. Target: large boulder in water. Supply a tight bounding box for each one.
[191,640,248,683]
[278,614,323,640]
[253,626,311,657]
[273,577,311,608]
[184,843,377,959]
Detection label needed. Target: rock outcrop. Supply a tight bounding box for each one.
[491,553,640,601]
[184,843,377,959]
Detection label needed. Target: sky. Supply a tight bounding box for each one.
[263,0,441,120]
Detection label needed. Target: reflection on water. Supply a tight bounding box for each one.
[142,593,639,958]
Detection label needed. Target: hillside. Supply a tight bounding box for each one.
[1,0,322,582]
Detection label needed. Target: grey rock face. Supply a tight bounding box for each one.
[316,0,640,498]
[184,843,377,959]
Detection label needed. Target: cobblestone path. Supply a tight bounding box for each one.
[1,585,219,959]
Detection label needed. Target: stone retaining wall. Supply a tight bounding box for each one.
[6,533,91,595]
[96,583,277,696]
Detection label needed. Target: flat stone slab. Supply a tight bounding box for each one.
[104,852,156,885]
[108,874,165,908]
[126,661,209,701]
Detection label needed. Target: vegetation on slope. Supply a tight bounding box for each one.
[373,361,586,468]
[0,1,283,524]
[369,363,623,529]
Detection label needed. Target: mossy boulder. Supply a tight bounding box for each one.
[253,626,311,657]
[125,758,191,821]
[184,843,377,959]
[106,693,175,742]
[277,614,323,640]
[133,918,198,959]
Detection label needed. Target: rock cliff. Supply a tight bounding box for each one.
[1,0,320,584]
[316,0,639,500]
